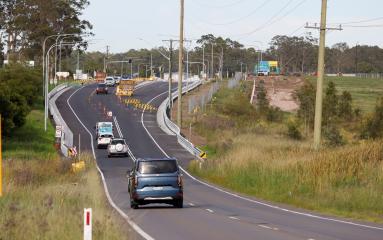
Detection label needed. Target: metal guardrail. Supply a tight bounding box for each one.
[157,80,206,161]
[48,83,73,157]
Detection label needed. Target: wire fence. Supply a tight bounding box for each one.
[188,81,220,113]
[187,72,242,114]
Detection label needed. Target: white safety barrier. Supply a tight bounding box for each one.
[157,80,206,161]
[48,83,74,157]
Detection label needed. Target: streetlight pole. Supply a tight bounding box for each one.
[44,42,76,131]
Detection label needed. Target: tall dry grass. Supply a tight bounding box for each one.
[190,134,383,223]
[0,153,130,240]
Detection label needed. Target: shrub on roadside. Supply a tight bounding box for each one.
[324,124,345,147]
[0,64,42,135]
[286,118,302,140]
[360,97,383,139]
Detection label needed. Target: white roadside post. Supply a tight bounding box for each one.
[84,208,92,240]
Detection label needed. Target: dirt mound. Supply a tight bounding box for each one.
[258,76,304,112]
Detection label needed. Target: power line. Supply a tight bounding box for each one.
[193,0,248,9]
[331,16,383,25]
[194,0,270,26]
[343,24,383,28]
[288,24,305,36]
[235,0,307,39]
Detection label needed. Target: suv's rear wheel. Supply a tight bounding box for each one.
[130,200,138,209]
[173,199,183,208]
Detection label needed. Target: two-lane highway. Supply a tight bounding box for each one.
[56,81,383,240]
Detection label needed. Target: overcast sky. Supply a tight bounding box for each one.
[83,0,383,53]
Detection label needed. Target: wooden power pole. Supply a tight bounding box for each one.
[177,0,184,128]
[305,0,341,149]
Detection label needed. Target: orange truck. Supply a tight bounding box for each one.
[95,72,107,83]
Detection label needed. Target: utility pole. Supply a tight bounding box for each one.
[103,45,110,73]
[211,43,214,79]
[305,1,342,149]
[202,46,205,79]
[178,0,184,127]
[355,43,358,74]
[150,53,153,77]
[163,39,174,115]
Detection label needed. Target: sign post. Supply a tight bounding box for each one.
[84,208,92,240]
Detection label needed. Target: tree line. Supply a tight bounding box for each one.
[0,0,92,65]
[74,33,383,77]
[0,0,92,136]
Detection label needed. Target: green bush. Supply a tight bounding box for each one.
[286,118,302,140]
[0,64,41,136]
[324,124,345,147]
[360,97,383,139]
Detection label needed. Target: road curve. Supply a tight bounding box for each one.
[56,81,383,240]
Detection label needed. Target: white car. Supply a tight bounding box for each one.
[105,77,115,87]
[97,133,114,149]
[107,138,129,157]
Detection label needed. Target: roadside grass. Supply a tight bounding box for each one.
[187,83,383,223]
[1,109,130,239]
[307,76,383,113]
[0,153,130,240]
[3,109,57,159]
[189,134,383,223]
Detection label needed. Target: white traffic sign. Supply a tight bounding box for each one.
[107,111,113,117]
[84,208,92,240]
[55,125,62,138]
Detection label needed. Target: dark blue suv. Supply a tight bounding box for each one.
[128,158,183,209]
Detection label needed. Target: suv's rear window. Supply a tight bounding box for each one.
[138,160,178,174]
[111,139,125,144]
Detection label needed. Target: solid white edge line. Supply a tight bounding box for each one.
[141,87,383,232]
[67,86,155,240]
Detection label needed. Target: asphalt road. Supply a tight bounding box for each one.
[56,81,383,240]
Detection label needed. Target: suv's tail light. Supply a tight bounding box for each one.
[134,176,138,187]
[177,175,183,187]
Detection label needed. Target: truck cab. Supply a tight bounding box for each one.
[95,122,114,148]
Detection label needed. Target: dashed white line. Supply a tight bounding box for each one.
[188,203,195,207]
[206,209,214,213]
[67,86,154,240]
[258,224,273,230]
[229,216,240,220]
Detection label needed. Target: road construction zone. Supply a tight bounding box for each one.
[124,98,157,112]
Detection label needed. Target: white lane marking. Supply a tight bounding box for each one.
[188,203,195,207]
[113,116,124,138]
[206,209,214,213]
[229,216,240,220]
[273,227,279,231]
[307,238,316,240]
[67,86,154,240]
[113,116,136,162]
[259,225,273,230]
[140,89,383,232]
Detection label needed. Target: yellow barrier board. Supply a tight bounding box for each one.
[71,161,85,173]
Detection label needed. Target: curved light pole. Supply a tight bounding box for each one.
[44,42,78,131]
